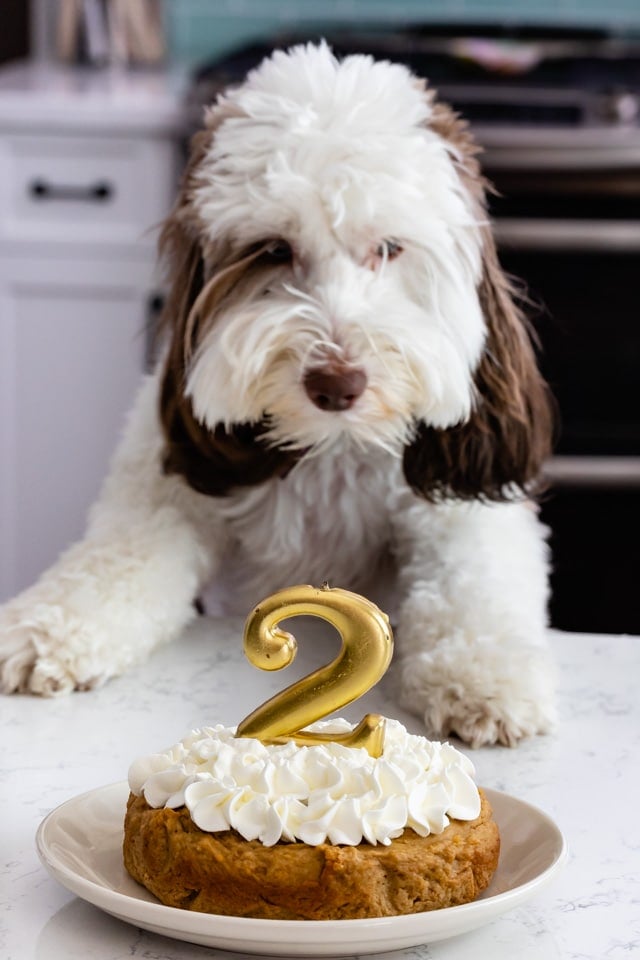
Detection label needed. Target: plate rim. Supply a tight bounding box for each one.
[35,781,568,948]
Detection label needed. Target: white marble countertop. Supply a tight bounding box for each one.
[2,618,639,960]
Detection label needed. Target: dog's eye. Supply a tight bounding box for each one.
[260,239,294,264]
[376,239,403,261]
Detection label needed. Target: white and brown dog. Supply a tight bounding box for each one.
[0,43,556,746]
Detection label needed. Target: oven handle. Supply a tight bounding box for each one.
[482,143,640,170]
[543,456,640,488]
[494,218,640,251]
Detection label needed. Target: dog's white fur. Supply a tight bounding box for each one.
[0,44,555,746]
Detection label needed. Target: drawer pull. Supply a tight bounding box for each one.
[29,179,114,203]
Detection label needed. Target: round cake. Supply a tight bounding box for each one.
[123,719,500,919]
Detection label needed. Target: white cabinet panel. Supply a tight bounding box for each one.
[0,61,183,604]
[0,257,153,599]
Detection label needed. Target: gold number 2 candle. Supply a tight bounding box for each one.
[235,584,394,758]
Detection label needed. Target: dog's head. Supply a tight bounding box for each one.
[159,42,552,499]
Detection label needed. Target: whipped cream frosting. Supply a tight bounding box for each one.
[128,718,480,847]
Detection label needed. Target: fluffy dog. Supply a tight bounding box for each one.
[0,43,555,746]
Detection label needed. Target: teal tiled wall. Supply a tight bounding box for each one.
[163,0,640,67]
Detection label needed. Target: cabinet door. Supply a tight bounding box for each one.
[0,256,156,600]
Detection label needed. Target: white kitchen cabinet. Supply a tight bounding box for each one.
[0,62,188,600]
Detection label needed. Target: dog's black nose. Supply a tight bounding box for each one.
[303,364,368,411]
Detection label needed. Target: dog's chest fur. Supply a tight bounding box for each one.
[208,443,403,613]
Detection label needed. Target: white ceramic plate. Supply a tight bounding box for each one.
[36,782,567,958]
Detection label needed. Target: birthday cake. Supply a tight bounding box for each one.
[123,718,500,919]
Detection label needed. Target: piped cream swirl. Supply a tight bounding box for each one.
[128,718,480,847]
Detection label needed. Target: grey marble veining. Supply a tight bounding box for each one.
[2,621,639,960]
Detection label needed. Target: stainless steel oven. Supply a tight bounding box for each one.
[480,141,640,632]
[194,26,640,631]
[482,137,640,462]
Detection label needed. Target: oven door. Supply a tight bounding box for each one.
[496,225,640,461]
[489,166,640,631]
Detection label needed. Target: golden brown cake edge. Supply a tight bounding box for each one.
[123,790,500,920]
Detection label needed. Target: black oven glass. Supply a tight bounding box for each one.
[499,248,640,457]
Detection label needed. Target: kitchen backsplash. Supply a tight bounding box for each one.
[163,0,640,67]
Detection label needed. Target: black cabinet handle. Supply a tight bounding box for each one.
[29,179,114,202]
[144,292,165,371]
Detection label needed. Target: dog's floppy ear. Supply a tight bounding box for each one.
[403,238,554,501]
[157,116,300,496]
[403,98,554,502]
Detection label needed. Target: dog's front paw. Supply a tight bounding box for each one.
[0,600,103,696]
[0,605,76,696]
[398,639,557,748]
[0,604,39,693]
[423,690,551,749]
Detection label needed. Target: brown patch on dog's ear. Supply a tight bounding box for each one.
[161,362,300,495]
[154,126,213,360]
[403,94,554,502]
[428,95,486,199]
[403,238,554,501]
[156,112,301,497]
